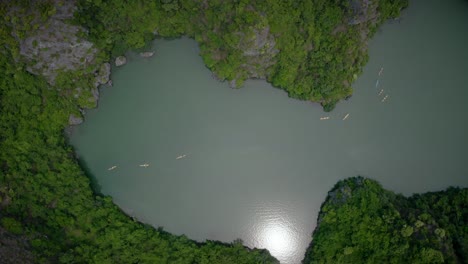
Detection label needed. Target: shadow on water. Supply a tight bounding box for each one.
[76,158,103,195]
[64,127,103,195]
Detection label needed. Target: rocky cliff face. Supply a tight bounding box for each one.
[194,3,279,88]
[238,26,278,80]
[19,0,97,84]
[348,0,374,25]
[13,0,110,124]
[223,26,278,88]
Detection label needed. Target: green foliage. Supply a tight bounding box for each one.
[3,1,465,264]
[401,225,414,237]
[303,177,467,264]
[75,0,193,57]
[1,217,24,235]
[55,69,98,109]
[0,2,278,263]
[76,0,407,111]
[0,52,278,262]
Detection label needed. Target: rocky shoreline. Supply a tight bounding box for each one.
[12,0,161,126]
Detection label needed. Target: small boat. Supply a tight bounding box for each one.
[381,95,389,102]
[139,163,150,167]
[108,166,117,171]
[375,79,380,88]
[378,67,384,76]
[342,113,350,120]
[320,117,330,120]
[378,89,384,96]
[176,154,187,160]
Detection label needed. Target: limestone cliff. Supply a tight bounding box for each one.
[11,0,110,124]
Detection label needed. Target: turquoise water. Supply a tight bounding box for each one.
[70,0,468,263]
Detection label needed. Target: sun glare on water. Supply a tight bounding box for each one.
[249,201,301,263]
[261,223,296,256]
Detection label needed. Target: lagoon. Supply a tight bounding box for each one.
[70,0,468,263]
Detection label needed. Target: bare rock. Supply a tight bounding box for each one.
[115,56,127,66]
[90,87,99,103]
[236,26,278,80]
[212,72,223,82]
[17,1,98,85]
[228,79,237,88]
[68,114,83,125]
[348,0,375,25]
[96,63,111,84]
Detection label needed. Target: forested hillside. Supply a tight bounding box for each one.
[0,1,277,263]
[1,1,466,264]
[303,177,468,264]
[76,0,408,111]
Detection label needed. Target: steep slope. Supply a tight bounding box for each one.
[77,0,408,111]
[304,177,467,263]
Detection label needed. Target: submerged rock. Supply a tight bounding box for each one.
[115,56,127,66]
[140,51,155,58]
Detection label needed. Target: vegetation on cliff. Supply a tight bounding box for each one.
[0,1,277,263]
[76,0,408,111]
[303,177,468,264]
[1,1,466,264]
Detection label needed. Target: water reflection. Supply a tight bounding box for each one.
[247,201,302,264]
[260,222,296,257]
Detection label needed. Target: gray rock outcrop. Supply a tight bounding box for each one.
[237,26,278,79]
[228,79,237,89]
[348,0,377,25]
[68,114,83,125]
[18,0,99,85]
[96,63,111,84]
[115,56,127,66]
[90,87,99,103]
[14,0,112,113]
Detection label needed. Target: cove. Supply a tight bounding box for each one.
[69,0,468,263]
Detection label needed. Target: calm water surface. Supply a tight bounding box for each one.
[70,0,468,263]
